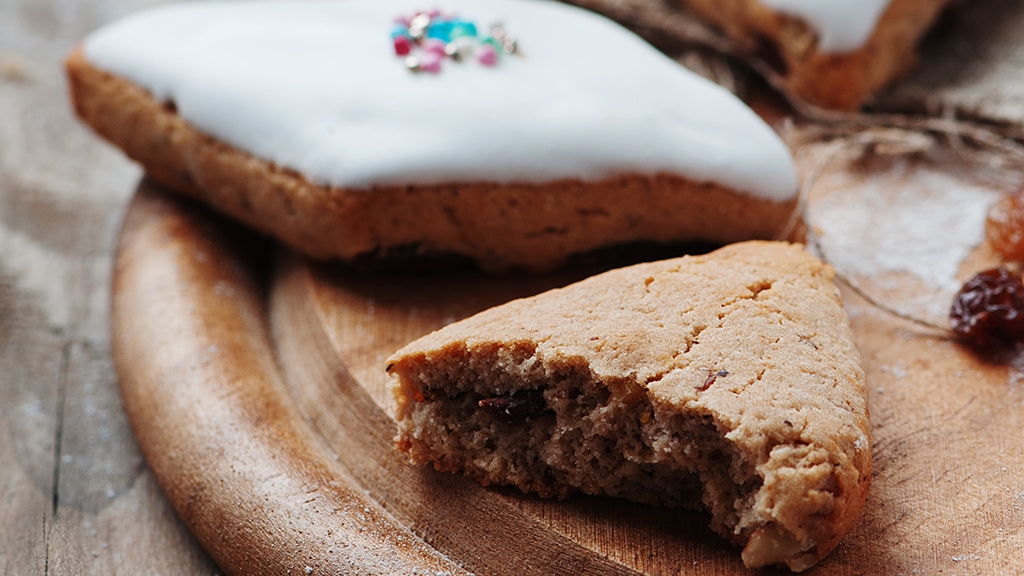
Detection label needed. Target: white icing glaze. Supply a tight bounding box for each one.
[83,0,797,200]
[760,0,891,53]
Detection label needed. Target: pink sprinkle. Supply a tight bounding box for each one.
[426,8,441,17]
[393,15,410,26]
[420,51,443,73]
[422,38,446,56]
[477,44,498,66]
[393,35,413,56]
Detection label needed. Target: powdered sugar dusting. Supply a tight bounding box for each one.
[808,155,1003,324]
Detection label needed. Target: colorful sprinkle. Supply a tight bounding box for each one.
[419,51,443,73]
[445,36,475,61]
[409,13,432,30]
[477,44,497,66]
[421,38,447,56]
[427,20,454,42]
[391,9,519,73]
[451,20,478,39]
[393,35,413,56]
[481,36,501,50]
[502,36,518,55]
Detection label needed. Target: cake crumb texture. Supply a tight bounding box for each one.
[388,241,871,571]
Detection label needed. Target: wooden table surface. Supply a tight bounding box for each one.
[0,0,221,572]
[4,0,1024,574]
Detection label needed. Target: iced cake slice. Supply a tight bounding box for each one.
[388,241,870,571]
[67,0,798,272]
[679,0,951,110]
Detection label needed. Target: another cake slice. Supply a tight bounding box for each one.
[678,0,952,110]
[66,0,798,272]
[388,241,870,571]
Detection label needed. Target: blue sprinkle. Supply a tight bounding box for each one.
[427,21,455,42]
[450,21,478,38]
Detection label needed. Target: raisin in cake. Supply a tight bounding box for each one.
[388,241,870,571]
[66,0,798,272]
[679,0,951,110]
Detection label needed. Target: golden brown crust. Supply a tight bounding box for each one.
[680,0,951,111]
[389,241,870,571]
[66,47,797,272]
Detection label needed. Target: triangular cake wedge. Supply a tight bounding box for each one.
[66,0,798,272]
[388,241,870,571]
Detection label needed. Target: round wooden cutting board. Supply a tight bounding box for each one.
[112,135,1024,575]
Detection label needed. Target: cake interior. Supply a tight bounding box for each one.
[392,342,765,544]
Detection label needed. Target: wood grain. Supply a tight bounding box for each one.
[110,183,469,575]
[1,0,221,572]
[264,141,1024,575]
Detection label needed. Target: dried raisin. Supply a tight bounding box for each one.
[949,267,1024,350]
[478,389,548,425]
[700,369,729,391]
